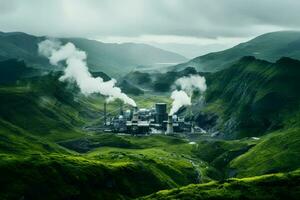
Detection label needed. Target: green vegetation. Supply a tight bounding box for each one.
[0,129,210,199]
[201,56,300,138]
[0,153,180,200]
[139,169,300,200]
[230,128,300,177]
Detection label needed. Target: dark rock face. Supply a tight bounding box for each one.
[195,112,218,130]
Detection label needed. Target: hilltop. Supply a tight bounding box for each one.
[172,31,300,72]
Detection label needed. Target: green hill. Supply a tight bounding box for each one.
[186,56,300,180]
[139,169,300,200]
[0,31,187,76]
[172,31,300,72]
[200,56,300,139]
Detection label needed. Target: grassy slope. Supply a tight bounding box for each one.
[0,80,85,141]
[0,153,192,200]
[139,169,300,200]
[229,128,300,177]
[0,133,213,200]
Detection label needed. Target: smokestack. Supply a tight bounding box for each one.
[191,121,195,134]
[155,103,167,124]
[166,115,173,134]
[120,103,124,115]
[104,102,107,126]
[132,106,139,122]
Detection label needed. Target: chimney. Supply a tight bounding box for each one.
[119,103,124,115]
[191,121,195,133]
[132,106,139,122]
[104,102,107,126]
[166,115,173,134]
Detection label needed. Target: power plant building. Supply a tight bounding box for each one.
[104,102,194,135]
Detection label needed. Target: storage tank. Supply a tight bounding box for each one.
[155,103,167,124]
[166,115,173,134]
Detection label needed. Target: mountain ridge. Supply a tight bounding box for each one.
[171,31,300,72]
[0,31,187,77]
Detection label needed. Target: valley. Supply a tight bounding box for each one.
[0,31,300,200]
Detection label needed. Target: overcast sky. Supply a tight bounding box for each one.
[1,0,300,58]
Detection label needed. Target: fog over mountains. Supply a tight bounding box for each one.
[0,31,187,76]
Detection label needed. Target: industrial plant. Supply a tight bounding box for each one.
[103,102,201,135]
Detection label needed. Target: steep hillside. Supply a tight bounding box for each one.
[0,82,81,140]
[200,56,300,138]
[0,31,186,76]
[172,31,300,72]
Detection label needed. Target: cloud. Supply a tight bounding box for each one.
[1,0,300,56]
[175,75,207,94]
[1,0,299,37]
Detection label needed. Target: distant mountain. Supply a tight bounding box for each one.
[172,31,300,72]
[0,31,187,76]
[122,67,198,92]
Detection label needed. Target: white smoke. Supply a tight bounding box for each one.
[38,39,136,106]
[169,75,207,115]
[169,90,191,115]
[175,75,207,94]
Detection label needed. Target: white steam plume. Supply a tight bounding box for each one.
[169,75,207,115]
[175,75,207,94]
[38,39,136,106]
[169,90,191,115]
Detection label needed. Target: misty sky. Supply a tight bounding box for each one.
[1,0,300,58]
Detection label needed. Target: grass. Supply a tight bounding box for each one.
[0,134,206,200]
[0,153,169,200]
[139,169,300,200]
[230,128,300,177]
